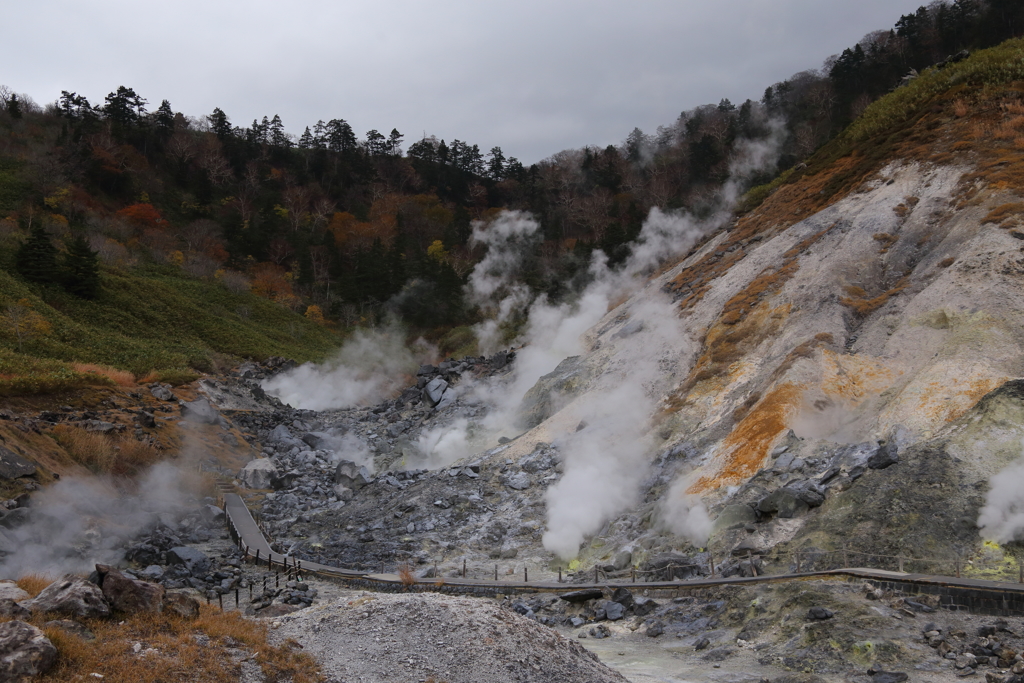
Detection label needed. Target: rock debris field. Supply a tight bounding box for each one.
[269,589,629,683]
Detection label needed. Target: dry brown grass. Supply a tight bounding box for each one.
[873,233,899,252]
[952,98,969,117]
[17,574,53,597]
[398,564,416,587]
[31,604,320,683]
[840,277,910,317]
[983,202,1024,224]
[51,424,160,476]
[70,364,136,387]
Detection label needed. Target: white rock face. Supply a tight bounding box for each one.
[240,458,279,489]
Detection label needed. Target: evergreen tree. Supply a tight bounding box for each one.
[15,224,59,284]
[7,93,22,120]
[61,234,101,298]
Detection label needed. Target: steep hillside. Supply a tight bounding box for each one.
[514,39,1024,572]
[246,39,1024,585]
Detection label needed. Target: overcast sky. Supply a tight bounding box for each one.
[4,0,927,164]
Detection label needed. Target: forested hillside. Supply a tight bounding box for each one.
[0,0,1020,380]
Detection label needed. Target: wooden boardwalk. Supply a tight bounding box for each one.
[223,493,1024,614]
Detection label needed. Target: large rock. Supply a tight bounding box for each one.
[24,576,110,619]
[559,588,604,603]
[758,489,810,518]
[239,458,279,489]
[149,383,174,401]
[713,504,757,532]
[167,547,211,576]
[604,601,626,620]
[504,472,531,490]
[96,565,165,614]
[868,442,899,469]
[334,461,374,490]
[0,621,57,682]
[0,446,35,481]
[181,398,220,425]
[0,580,30,602]
[162,590,200,619]
[424,377,449,405]
[0,599,30,619]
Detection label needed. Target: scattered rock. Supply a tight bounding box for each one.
[181,398,221,425]
[166,547,211,576]
[807,606,834,620]
[149,384,174,401]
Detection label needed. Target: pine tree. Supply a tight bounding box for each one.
[15,224,59,284]
[7,93,22,120]
[61,234,101,298]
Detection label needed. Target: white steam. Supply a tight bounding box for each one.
[659,475,714,547]
[540,295,695,558]
[0,463,191,579]
[263,324,419,410]
[325,432,375,472]
[413,418,476,469]
[978,459,1024,543]
[466,211,541,355]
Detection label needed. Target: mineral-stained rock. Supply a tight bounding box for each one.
[0,620,57,682]
[24,576,110,619]
[96,564,165,614]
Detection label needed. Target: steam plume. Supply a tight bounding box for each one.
[0,463,191,579]
[978,459,1024,543]
[263,323,419,410]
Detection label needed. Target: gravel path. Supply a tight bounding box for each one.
[270,589,629,683]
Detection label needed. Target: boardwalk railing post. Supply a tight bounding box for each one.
[898,556,904,573]
[494,564,498,581]
[795,551,801,573]
[524,566,528,582]
[463,559,466,578]
[558,567,562,583]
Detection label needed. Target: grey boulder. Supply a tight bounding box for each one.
[334,461,374,490]
[181,398,220,425]
[24,576,110,619]
[0,621,57,682]
[167,547,211,576]
[424,378,449,405]
[239,458,279,489]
